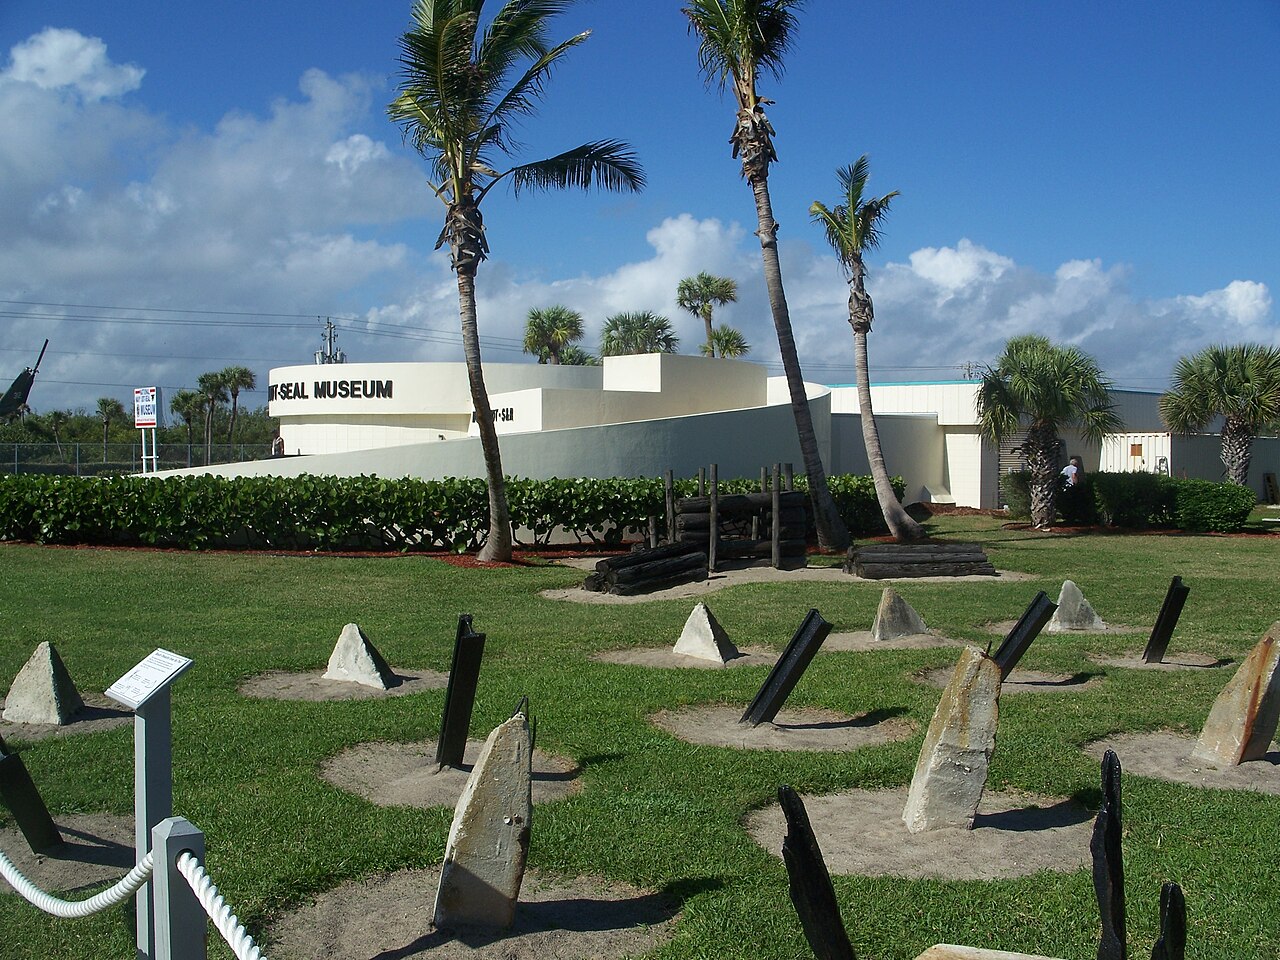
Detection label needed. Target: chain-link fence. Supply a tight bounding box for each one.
[0,443,273,476]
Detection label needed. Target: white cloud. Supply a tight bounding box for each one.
[326,134,390,177]
[3,28,144,100]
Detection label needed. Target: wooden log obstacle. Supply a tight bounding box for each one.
[844,542,996,579]
[583,541,708,596]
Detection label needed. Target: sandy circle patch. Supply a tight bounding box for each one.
[238,669,447,701]
[590,646,775,669]
[0,695,132,743]
[1084,732,1280,795]
[542,560,1034,605]
[985,619,1139,635]
[823,631,964,653]
[914,666,1104,694]
[320,740,581,808]
[650,705,915,752]
[1088,652,1231,671]
[0,812,135,895]
[267,866,678,960]
[745,787,1092,880]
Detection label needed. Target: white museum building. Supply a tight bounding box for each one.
[183,353,1278,508]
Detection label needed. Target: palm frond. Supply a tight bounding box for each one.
[503,140,645,197]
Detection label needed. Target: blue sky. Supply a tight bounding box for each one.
[2,0,1278,412]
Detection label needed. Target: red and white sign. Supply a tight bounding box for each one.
[134,386,158,428]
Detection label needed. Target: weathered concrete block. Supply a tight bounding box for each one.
[322,624,395,690]
[673,603,739,664]
[902,646,1001,833]
[1047,581,1105,632]
[872,587,930,641]
[433,711,533,930]
[2,642,84,725]
[1191,624,1280,767]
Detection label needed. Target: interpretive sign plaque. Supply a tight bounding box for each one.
[106,649,194,710]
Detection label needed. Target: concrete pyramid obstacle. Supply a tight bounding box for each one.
[1191,623,1280,767]
[322,623,395,690]
[902,646,1001,833]
[1047,580,1105,632]
[673,603,739,664]
[2,641,84,725]
[871,587,930,641]
[434,707,533,930]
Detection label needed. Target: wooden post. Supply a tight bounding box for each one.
[741,610,832,726]
[664,470,675,544]
[647,515,658,549]
[784,462,794,491]
[698,466,706,497]
[708,464,719,573]
[760,466,768,492]
[772,463,782,569]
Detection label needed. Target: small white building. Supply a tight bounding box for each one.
[175,354,1277,507]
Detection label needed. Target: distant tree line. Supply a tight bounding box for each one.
[0,364,276,463]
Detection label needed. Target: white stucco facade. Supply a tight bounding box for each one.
[167,356,1275,507]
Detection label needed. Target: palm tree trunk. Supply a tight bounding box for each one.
[1024,423,1060,528]
[227,393,239,444]
[457,271,514,563]
[102,421,108,463]
[702,309,715,356]
[204,406,213,465]
[1220,415,1254,485]
[851,315,924,542]
[750,178,849,551]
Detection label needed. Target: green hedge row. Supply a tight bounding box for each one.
[0,472,900,552]
[1000,471,1258,532]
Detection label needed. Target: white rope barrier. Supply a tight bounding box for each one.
[0,846,154,919]
[176,850,267,960]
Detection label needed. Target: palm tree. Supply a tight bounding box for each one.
[700,323,750,358]
[46,410,68,460]
[221,365,257,443]
[169,389,204,447]
[558,345,599,366]
[96,397,127,464]
[976,335,1122,529]
[196,370,228,465]
[389,0,644,562]
[810,156,923,542]
[523,305,584,364]
[1160,343,1280,485]
[676,272,737,355]
[684,0,848,550]
[600,311,680,356]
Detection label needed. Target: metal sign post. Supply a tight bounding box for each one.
[106,649,194,960]
[134,386,160,473]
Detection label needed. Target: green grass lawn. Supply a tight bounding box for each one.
[1,516,1277,959]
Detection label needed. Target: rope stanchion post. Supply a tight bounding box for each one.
[152,817,207,960]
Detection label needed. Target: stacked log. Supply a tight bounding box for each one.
[582,542,708,596]
[845,542,996,579]
[675,491,807,562]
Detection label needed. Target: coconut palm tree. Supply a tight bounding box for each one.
[1160,343,1280,485]
[810,156,923,542]
[45,409,68,460]
[523,305,585,364]
[169,389,204,448]
[700,323,750,358]
[684,0,848,550]
[196,370,228,465]
[389,0,644,562]
[221,365,257,443]
[977,335,1122,529]
[96,397,127,464]
[600,311,680,356]
[677,272,737,355]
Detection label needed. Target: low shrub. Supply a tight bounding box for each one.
[999,471,1031,519]
[1171,479,1258,533]
[1091,472,1177,529]
[0,470,892,551]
